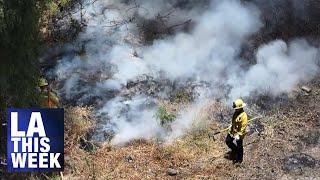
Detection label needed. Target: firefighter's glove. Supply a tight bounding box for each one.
[233,134,240,145]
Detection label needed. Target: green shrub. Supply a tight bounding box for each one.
[155,107,176,126]
[60,0,70,7]
[0,0,41,159]
[47,1,59,16]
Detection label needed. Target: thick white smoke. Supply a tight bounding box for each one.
[99,95,162,144]
[229,39,319,99]
[53,0,319,144]
[142,0,261,80]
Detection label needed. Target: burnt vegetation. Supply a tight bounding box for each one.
[1,0,320,179]
[52,1,320,178]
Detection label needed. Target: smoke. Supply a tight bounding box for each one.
[52,0,320,144]
[142,0,261,80]
[229,39,319,99]
[165,95,211,143]
[98,95,162,144]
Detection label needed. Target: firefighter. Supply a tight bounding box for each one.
[225,99,248,164]
[38,78,60,108]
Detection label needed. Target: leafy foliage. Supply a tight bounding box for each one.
[155,107,176,126]
[44,0,72,16]
[0,0,41,108]
[0,0,41,156]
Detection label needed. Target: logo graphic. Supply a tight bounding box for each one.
[7,108,64,172]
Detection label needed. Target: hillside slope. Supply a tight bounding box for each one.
[62,77,320,179]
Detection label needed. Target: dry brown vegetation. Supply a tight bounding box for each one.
[62,78,320,179]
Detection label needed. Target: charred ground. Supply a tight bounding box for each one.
[1,0,320,179]
[58,76,320,179]
[45,1,320,179]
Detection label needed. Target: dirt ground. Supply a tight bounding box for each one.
[58,76,320,180]
[2,78,318,180]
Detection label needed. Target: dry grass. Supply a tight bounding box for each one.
[62,79,320,179]
[65,107,95,147]
[61,101,235,179]
[64,106,96,178]
[157,99,188,116]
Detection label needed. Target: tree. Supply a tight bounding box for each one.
[0,0,41,156]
